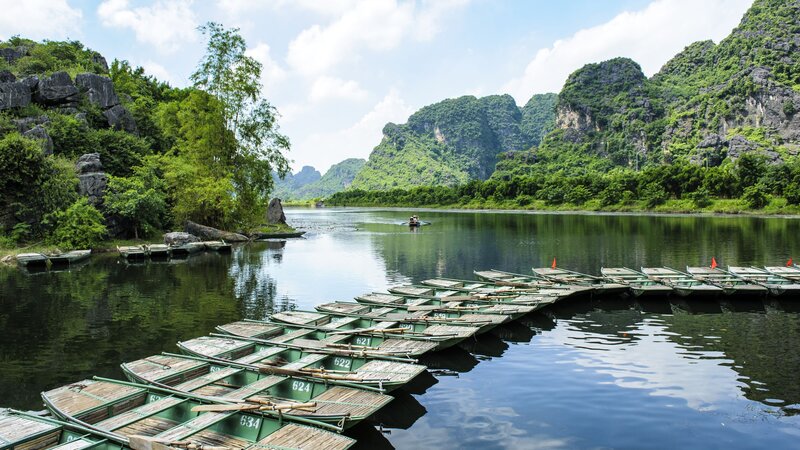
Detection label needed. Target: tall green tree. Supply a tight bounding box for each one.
[190,22,291,227]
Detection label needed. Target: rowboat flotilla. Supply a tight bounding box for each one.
[728,266,800,297]
[764,265,800,282]
[387,284,558,309]
[420,276,578,299]
[685,266,768,296]
[641,267,723,297]
[120,352,392,429]
[177,335,426,392]
[532,267,629,295]
[41,377,355,449]
[600,267,673,297]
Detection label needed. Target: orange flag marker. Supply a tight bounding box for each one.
[551,257,557,269]
[787,257,793,267]
[711,257,718,269]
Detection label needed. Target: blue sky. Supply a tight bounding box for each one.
[0,0,753,173]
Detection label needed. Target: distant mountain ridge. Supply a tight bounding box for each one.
[273,159,366,200]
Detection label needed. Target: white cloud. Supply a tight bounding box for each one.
[293,89,414,171]
[309,76,368,102]
[216,0,360,17]
[245,42,287,95]
[0,0,82,41]
[502,0,753,103]
[97,0,197,54]
[287,0,468,75]
[139,60,175,85]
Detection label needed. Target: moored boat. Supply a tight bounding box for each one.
[269,310,479,351]
[641,267,723,297]
[387,284,560,308]
[177,335,426,392]
[41,377,355,449]
[216,320,439,357]
[117,245,146,260]
[764,265,800,282]
[532,267,629,295]
[145,243,171,258]
[48,249,92,266]
[16,252,49,268]
[203,240,232,252]
[600,267,673,297]
[686,266,767,296]
[316,300,507,334]
[0,409,126,450]
[120,353,392,429]
[421,276,577,299]
[473,269,594,296]
[728,266,800,297]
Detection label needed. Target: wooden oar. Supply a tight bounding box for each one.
[327,327,409,335]
[191,401,317,413]
[256,364,364,381]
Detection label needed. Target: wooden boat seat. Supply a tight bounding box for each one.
[268,328,314,344]
[224,375,285,400]
[96,396,184,432]
[180,337,252,359]
[50,438,101,450]
[114,416,181,437]
[234,346,286,365]
[311,386,391,417]
[282,352,328,370]
[359,293,406,304]
[218,321,283,339]
[173,366,241,392]
[248,423,353,450]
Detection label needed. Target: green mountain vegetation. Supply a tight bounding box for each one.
[351,93,557,190]
[332,0,800,213]
[273,159,366,200]
[0,24,290,249]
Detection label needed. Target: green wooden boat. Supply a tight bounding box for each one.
[202,241,232,252]
[0,409,127,450]
[317,299,509,334]
[267,310,479,351]
[117,246,146,260]
[600,267,673,297]
[177,335,426,392]
[421,276,572,298]
[41,377,355,449]
[215,315,471,356]
[531,267,629,295]
[145,244,171,258]
[473,269,594,295]
[120,353,392,430]
[387,284,559,309]
[641,267,723,298]
[49,250,92,266]
[351,293,532,331]
[15,252,49,268]
[728,266,800,297]
[686,266,768,296]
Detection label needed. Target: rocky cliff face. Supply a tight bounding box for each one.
[352,93,557,190]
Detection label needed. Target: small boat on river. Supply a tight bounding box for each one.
[121,353,392,429]
[177,335,426,392]
[0,409,127,450]
[686,266,768,296]
[728,266,800,297]
[764,265,800,282]
[641,267,723,297]
[117,245,146,260]
[360,290,540,321]
[473,269,594,296]
[215,314,472,355]
[421,276,576,299]
[48,249,92,266]
[145,243,171,258]
[600,267,673,297]
[532,267,629,295]
[203,240,232,252]
[316,300,508,334]
[41,377,355,449]
[387,284,559,308]
[270,310,479,350]
[16,252,49,268]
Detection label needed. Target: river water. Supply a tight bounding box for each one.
[1,208,799,448]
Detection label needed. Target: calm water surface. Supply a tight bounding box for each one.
[2,208,800,449]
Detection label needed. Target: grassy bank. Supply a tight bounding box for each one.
[327,197,800,216]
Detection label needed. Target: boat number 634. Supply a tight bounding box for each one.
[240,415,261,429]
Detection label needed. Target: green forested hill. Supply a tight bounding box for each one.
[351,93,557,190]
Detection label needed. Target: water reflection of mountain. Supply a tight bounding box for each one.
[368,211,800,281]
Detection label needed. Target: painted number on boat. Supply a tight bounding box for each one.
[292,380,312,393]
[333,357,351,369]
[209,365,223,372]
[240,415,261,429]
[433,312,448,318]
[149,394,162,402]
[354,336,371,346]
